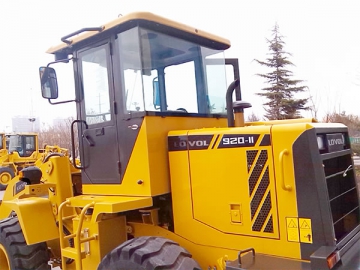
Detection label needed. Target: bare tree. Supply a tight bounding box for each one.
[322,111,360,137]
[38,117,79,157]
[307,88,321,120]
[247,112,261,122]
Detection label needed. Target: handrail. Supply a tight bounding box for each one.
[71,120,88,169]
[58,200,70,270]
[238,248,255,266]
[58,200,70,250]
[61,27,104,45]
[73,202,95,270]
[279,149,292,191]
[58,200,95,270]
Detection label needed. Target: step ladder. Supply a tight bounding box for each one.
[58,200,98,270]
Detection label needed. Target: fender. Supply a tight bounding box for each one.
[1,197,58,244]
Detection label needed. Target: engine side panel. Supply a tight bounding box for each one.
[187,127,279,238]
[168,124,304,260]
[168,121,359,263]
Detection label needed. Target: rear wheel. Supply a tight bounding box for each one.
[0,167,14,190]
[0,217,50,270]
[97,236,201,270]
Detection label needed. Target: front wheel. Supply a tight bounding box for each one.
[98,236,201,270]
[0,217,50,270]
[0,167,14,190]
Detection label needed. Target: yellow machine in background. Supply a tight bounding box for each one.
[0,133,76,190]
[0,133,40,189]
[0,133,6,157]
[0,133,5,150]
[0,12,359,270]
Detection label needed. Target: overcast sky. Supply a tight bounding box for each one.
[0,0,359,131]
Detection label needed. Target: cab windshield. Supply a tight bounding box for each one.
[117,27,228,115]
[8,135,36,157]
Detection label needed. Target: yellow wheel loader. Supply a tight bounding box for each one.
[0,134,12,190]
[0,133,74,190]
[0,12,359,270]
[0,133,40,189]
[0,133,5,150]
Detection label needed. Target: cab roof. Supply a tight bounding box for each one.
[47,12,231,55]
[6,133,38,136]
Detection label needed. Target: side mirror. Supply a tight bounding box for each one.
[39,67,59,99]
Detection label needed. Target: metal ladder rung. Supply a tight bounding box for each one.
[61,247,86,260]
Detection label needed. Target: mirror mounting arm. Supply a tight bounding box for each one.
[46,56,73,68]
[45,56,77,105]
[48,98,77,105]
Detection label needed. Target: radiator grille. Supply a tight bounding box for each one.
[323,154,360,243]
[247,150,273,233]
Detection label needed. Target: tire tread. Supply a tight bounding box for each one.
[98,236,201,270]
[0,217,50,270]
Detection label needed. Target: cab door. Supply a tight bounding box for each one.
[77,40,120,184]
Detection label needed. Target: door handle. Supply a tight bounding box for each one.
[83,135,95,147]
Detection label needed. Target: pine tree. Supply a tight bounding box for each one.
[255,23,308,120]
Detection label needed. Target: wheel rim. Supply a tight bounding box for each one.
[0,243,10,270]
[0,172,11,185]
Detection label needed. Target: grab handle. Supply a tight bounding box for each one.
[71,120,88,169]
[279,149,292,191]
[61,27,104,44]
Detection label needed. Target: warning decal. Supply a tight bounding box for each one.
[286,217,299,242]
[299,218,313,243]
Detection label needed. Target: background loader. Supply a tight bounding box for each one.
[0,133,40,189]
[0,11,359,270]
[0,133,5,150]
[0,133,75,190]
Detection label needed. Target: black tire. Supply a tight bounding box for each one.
[97,236,201,270]
[0,217,50,270]
[0,167,14,190]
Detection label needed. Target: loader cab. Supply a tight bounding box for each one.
[7,134,37,157]
[0,133,4,150]
[40,12,240,192]
[77,26,235,118]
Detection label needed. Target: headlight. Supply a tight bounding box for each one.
[317,135,325,150]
